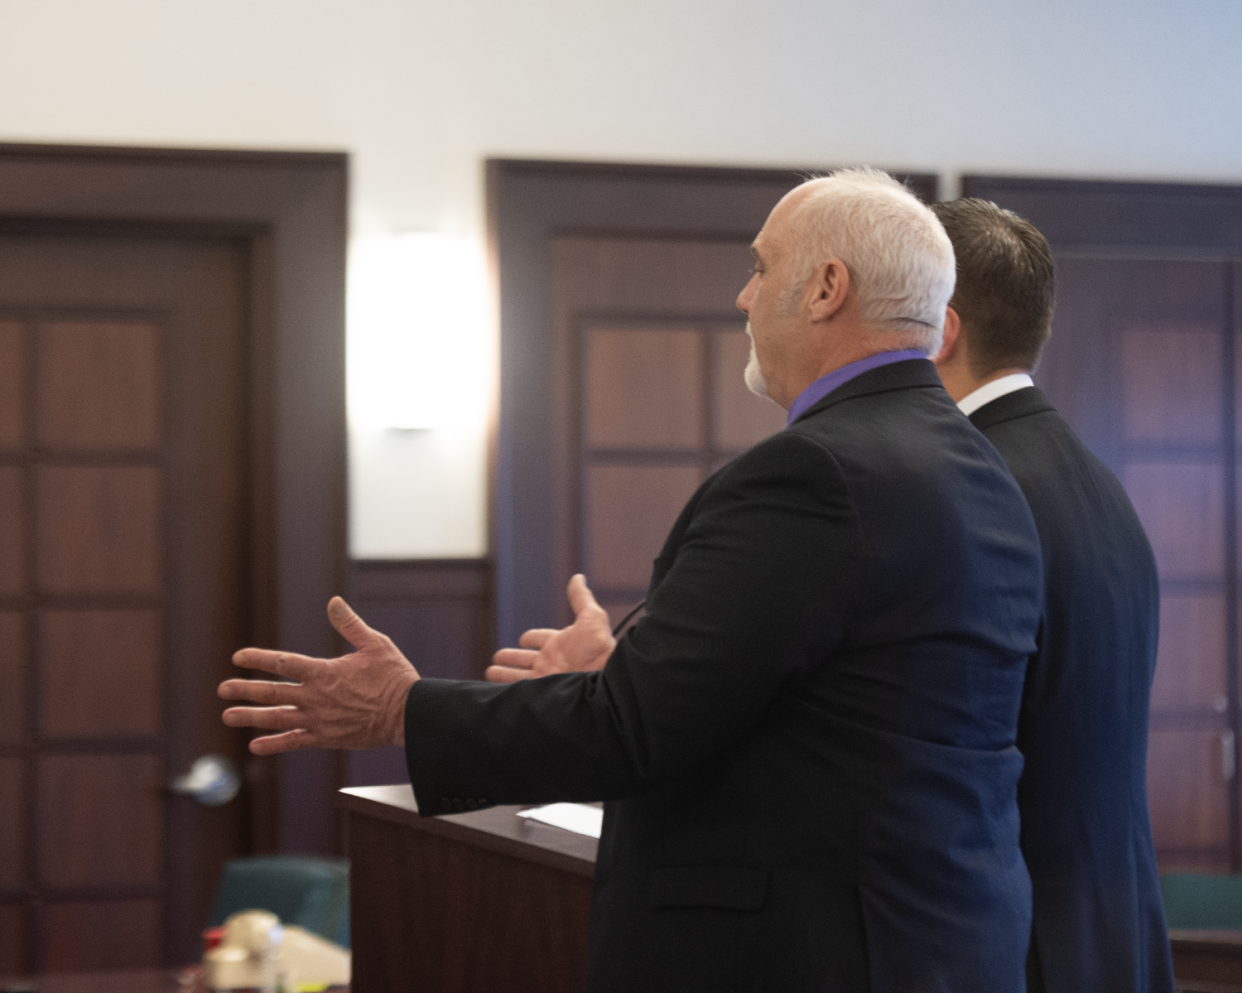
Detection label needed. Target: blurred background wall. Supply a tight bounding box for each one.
[1,0,1236,560]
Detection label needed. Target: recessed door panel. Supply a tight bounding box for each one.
[1152,595,1227,714]
[38,755,163,889]
[1120,326,1221,443]
[1148,728,1232,866]
[41,610,162,739]
[37,321,162,451]
[587,328,703,450]
[586,465,702,591]
[37,466,163,596]
[548,238,756,630]
[1123,463,1224,582]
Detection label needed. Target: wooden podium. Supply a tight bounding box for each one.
[337,785,597,993]
[1168,929,1242,991]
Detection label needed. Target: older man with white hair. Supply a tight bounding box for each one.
[221,169,1043,992]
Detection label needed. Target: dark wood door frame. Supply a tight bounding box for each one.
[488,159,938,648]
[0,143,349,858]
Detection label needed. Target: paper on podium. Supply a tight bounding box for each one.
[517,802,604,838]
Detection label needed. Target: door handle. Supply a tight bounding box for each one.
[171,754,241,806]
[1223,731,1236,783]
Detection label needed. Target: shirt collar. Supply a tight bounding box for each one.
[785,349,928,426]
[957,373,1035,416]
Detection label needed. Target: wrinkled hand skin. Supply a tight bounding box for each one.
[218,596,420,755]
[486,573,617,683]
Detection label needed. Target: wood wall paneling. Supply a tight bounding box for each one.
[0,613,25,745]
[1029,258,1227,469]
[579,321,785,627]
[42,899,162,973]
[587,328,704,450]
[37,754,162,889]
[1148,729,1232,865]
[345,560,493,788]
[550,238,759,630]
[0,903,26,974]
[347,808,592,993]
[348,559,492,681]
[1124,463,1225,582]
[41,610,162,739]
[36,466,162,595]
[1153,595,1228,714]
[586,465,702,591]
[0,321,22,448]
[1120,326,1221,443]
[37,322,161,451]
[0,468,23,596]
[964,176,1242,873]
[0,757,24,890]
[549,237,787,633]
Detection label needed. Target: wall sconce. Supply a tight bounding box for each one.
[347,231,491,436]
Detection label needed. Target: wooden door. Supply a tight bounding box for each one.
[0,233,249,971]
[1037,257,1235,870]
[964,176,1242,872]
[549,237,785,628]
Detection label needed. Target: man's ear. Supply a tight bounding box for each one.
[933,306,961,366]
[807,259,851,322]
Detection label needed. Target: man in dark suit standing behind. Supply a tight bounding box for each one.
[221,172,1045,992]
[931,198,1176,993]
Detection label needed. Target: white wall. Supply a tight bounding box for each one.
[2,0,1239,557]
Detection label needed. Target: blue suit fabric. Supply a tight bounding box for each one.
[970,386,1176,993]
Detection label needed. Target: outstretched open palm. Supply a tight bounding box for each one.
[219,597,420,754]
[486,574,617,683]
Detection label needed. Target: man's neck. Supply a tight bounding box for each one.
[781,330,929,408]
[785,349,928,426]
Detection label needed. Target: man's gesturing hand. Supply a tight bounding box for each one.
[219,596,420,755]
[486,574,617,683]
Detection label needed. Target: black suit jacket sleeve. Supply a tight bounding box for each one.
[405,430,858,814]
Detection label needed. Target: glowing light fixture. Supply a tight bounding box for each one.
[347,231,491,435]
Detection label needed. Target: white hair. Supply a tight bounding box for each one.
[786,167,955,354]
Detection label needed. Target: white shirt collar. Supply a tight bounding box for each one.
[957,373,1035,416]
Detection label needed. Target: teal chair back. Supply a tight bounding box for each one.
[1160,872,1242,929]
[209,856,350,948]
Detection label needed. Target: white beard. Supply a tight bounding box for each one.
[743,323,770,400]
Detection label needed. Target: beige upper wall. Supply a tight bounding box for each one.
[3,0,1239,230]
[2,0,1239,557]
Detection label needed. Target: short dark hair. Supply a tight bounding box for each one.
[930,199,1056,376]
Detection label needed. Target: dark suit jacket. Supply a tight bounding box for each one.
[405,360,1043,992]
[970,386,1175,993]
